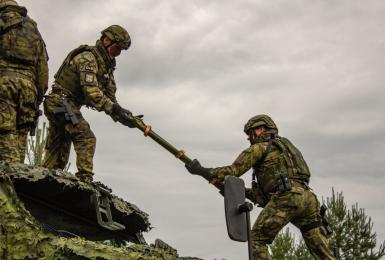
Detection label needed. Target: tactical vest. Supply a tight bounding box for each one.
[54,43,116,105]
[252,134,311,195]
[0,6,42,70]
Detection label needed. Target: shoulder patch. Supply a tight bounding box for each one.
[85,73,95,83]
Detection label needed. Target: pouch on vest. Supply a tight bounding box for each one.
[0,13,41,66]
[275,172,292,193]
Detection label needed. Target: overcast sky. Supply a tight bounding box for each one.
[19,0,385,259]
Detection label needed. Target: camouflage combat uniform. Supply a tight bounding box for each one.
[0,0,48,163]
[43,40,120,181]
[204,115,335,260]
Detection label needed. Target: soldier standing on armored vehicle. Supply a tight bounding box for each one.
[185,114,336,260]
[0,0,48,163]
[43,25,136,183]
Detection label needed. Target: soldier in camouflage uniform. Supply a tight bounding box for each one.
[186,115,336,260]
[0,0,48,163]
[43,25,135,183]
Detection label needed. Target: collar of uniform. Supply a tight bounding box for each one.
[95,39,116,70]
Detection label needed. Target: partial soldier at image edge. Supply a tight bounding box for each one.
[0,0,49,163]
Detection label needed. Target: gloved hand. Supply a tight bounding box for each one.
[185,159,212,181]
[112,103,136,128]
[112,103,131,117]
[119,114,136,128]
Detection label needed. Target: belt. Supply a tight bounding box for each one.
[50,84,81,107]
[274,180,309,194]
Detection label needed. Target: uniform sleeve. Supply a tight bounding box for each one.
[35,40,49,105]
[105,73,117,103]
[209,143,265,185]
[74,52,114,113]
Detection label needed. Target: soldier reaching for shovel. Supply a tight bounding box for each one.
[185,114,337,260]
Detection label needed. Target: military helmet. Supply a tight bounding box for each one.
[101,25,131,50]
[0,0,18,9]
[244,114,278,134]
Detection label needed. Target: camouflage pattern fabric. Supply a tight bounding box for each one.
[43,93,96,177]
[209,133,336,260]
[43,40,119,179]
[15,127,29,163]
[0,173,180,259]
[53,40,117,111]
[0,75,41,162]
[0,3,48,163]
[251,186,335,260]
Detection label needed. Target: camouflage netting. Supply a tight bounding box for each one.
[0,164,203,260]
[0,161,150,242]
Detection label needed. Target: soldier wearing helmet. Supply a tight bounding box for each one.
[0,0,49,162]
[43,25,136,183]
[185,115,336,260]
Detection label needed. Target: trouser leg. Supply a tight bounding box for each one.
[251,197,293,260]
[15,128,29,163]
[302,227,336,260]
[0,97,18,162]
[65,118,96,179]
[294,190,337,260]
[43,122,71,170]
[16,77,38,164]
[0,132,18,162]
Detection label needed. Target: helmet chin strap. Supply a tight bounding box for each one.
[103,40,118,59]
[249,131,256,144]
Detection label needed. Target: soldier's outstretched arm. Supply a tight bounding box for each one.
[208,144,264,186]
[185,159,212,181]
[185,159,225,193]
[75,51,115,114]
[74,53,138,127]
[184,145,263,197]
[110,103,137,128]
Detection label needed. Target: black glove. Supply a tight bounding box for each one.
[119,114,136,128]
[112,103,131,117]
[112,103,136,128]
[185,159,211,181]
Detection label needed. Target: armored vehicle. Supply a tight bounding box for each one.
[0,161,201,259]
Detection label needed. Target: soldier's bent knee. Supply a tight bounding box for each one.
[303,227,336,260]
[251,240,270,260]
